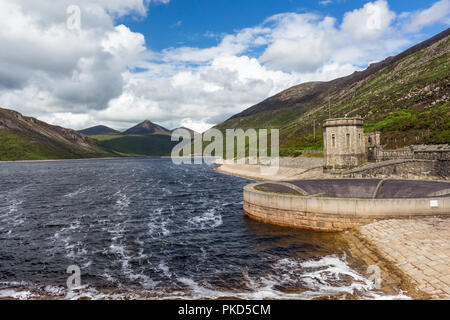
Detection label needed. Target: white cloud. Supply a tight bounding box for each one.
[0,0,148,115]
[403,0,450,32]
[91,55,299,132]
[259,2,403,72]
[341,0,396,40]
[260,14,340,72]
[319,0,333,6]
[0,0,448,133]
[161,26,271,63]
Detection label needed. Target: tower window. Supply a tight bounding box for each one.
[346,133,350,148]
[331,134,336,148]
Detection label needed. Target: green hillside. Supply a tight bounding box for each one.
[0,108,115,161]
[91,133,178,157]
[216,28,450,156]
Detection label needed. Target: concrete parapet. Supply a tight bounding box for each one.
[243,180,450,232]
[343,159,449,180]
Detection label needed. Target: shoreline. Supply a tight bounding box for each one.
[0,157,121,164]
[0,156,171,164]
[356,218,450,300]
[215,161,450,300]
[341,230,429,300]
[216,157,328,181]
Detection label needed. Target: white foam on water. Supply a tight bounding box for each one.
[63,186,91,198]
[44,285,65,296]
[158,260,171,278]
[160,219,171,236]
[166,255,411,300]
[45,221,92,273]
[190,208,223,230]
[0,289,36,300]
[115,191,130,210]
[109,243,126,257]
[8,199,23,214]
[126,272,158,290]
[147,207,172,237]
[101,271,117,284]
[159,186,173,195]
[199,247,208,261]
[177,277,225,298]
[108,221,159,290]
[65,285,110,300]
[0,282,139,300]
[0,254,411,300]
[0,199,25,230]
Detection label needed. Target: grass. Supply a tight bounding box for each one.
[92,134,178,156]
[89,134,121,141]
[0,130,112,161]
[0,131,52,160]
[364,109,413,133]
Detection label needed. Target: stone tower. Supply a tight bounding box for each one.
[323,118,366,172]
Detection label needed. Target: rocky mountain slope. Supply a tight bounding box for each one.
[124,120,171,135]
[0,108,114,160]
[216,28,450,155]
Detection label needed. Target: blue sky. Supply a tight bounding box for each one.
[0,0,449,132]
[121,0,448,51]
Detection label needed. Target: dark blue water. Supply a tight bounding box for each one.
[0,158,403,299]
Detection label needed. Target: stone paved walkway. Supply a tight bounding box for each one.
[359,218,450,299]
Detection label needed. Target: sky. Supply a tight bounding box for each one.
[0,0,449,132]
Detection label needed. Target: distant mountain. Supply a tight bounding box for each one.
[124,120,171,135]
[216,28,450,154]
[95,134,178,157]
[0,108,115,161]
[79,125,119,136]
[87,120,179,156]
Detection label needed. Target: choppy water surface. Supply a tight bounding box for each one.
[0,158,406,300]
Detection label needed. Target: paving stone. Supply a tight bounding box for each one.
[358,217,450,300]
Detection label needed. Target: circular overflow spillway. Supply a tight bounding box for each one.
[243,179,450,232]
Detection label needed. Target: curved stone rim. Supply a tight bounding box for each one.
[243,180,450,232]
[249,179,450,201]
[246,182,450,202]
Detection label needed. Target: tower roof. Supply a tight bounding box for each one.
[323,117,363,128]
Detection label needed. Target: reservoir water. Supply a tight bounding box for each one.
[0,158,406,299]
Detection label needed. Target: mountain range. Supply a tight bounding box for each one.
[79,121,197,136]
[0,110,198,159]
[216,28,450,155]
[76,121,198,157]
[0,29,448,161]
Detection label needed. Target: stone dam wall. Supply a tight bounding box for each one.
[243,180,450,232]
[373,146,450,162]
[343,159,450,180]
